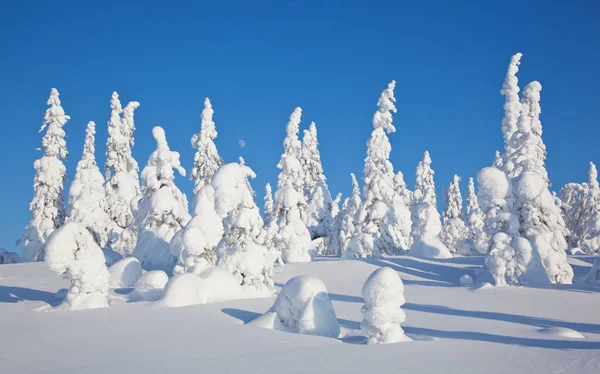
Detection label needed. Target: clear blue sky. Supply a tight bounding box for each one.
[1,1,598,253]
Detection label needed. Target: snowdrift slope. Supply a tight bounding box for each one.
[1,256,599,373]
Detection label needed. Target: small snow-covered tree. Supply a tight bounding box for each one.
[300,122,323,197]
[580,162,600,253]
[68,121,111,248]
[190,98,223,196]
[324,193,344,256]
[361,267,410,344]
[264,183,275,226]
[133,127,191,271]
[348,80,406,258]
[338,174,361,257]
[212,162,275,290]
[464,177,487,253]
[440,175,468,253]
[508,82,572,284]
[262,183,280,261]
[104,92,141,256]
[560,182,586,248]
[500,52,523,174]
[392,171,412,248]
[45,221,110,310]
[413,151,436,205]
[21,88,69,262]
[492,150,504,169]
[409,188,452,259]
[274,108,312,263]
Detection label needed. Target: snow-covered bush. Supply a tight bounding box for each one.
[130,270,169,301]
[409,188,452,259]
[68,121,110,248]
[349,81,406,258]
[440,175,468,253]
[269,275,340,338]
[133,126,191,271]
[579,162,600,253]
[21,88,69,262]
[44,221,110,310]
[0,249,23,264]
[104,94,141,256]
[392,171,413,248]
[361,267,410,344]
[212,162,276,290]
[108,257,142,288]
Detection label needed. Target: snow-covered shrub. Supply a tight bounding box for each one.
[212,162,276,290]
[68,121,111,248]
[130,270,169,301]
[0,249,23,264]
[133,127,191,271]
[409,188,452,259]
[270,275,340,338]
[45,221,110,310]
[108,257,142,288]
[440,175,468,253]
[361,267,410,344]
[339,174,361,257]
[21,88,69,262]
[392,171,412,248]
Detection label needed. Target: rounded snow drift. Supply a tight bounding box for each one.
[410,236,453,259]
[537,327,585,339]
[130,270,169,301]
[459,274,474,287]
[159,273,208,307]
[108,257,142,288]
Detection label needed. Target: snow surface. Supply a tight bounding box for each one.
[1,256,600,373]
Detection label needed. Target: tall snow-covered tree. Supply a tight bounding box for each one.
[392,171,412,248]
[274,108,312,263]
[104,92,141,256]
[67,121,110,248]
[464,177,487,253]
[507,82,572,284]
[300,122,324,197]
[133,127,191,271]
[190,98,223,197]
[347,80,407,258]
[560,182,586,248]
[21,88,69,262]
[580,162,600,253]
[413,151,435,206]
[339,174,361,257]
[500,52,523,173]
[213,162,275,291]
[440,175,468,253]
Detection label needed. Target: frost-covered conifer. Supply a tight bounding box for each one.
[347,81,406,258]
[464,177,487,253]
[500,52,523,170]
[262,183,280,260]
[21,88,69,262]
[133,127,191,271]
[409,188,452,259]
[274,108,312,263]
[213,162,275,290]
[338,174,361,257]
[440,175,468,253]
[300,122,323,196]
[560,182,586,248]
[68,121,111,248]
[508,82,572,284]
[190,98,223,196]
[392,171,412,248]
[45,221,110,310]
[104,92,141,256]
[413,151,435,205]
[492,150,504,169]
[580,162,600,253]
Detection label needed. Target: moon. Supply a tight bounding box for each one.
[238,140,246,148]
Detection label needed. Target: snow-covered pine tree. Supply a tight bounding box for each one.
[560,182,586,248]
[409,187,452,259]
[440,175,468,253]
[21,88,69,262]
[500,52,523,175]
[346,80,407,258]
[274,108,312,263]
[337,173,361,257]
[104,92,141,256]
[492,150,504,169]
[392,171,412,249]
[464,177,487,254]
[413,151,435,205]
[67,121,111,248]
[262,183,279,259]
[507,81,573,284]
[190,98,223,198]
[133,127,191,271]
[300,122,323,197]
[213,162,275,291]
[580,162,600,253]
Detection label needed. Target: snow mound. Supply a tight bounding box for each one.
[109,257,142,288]
[159,273,208,307]
[130,270,169,301]
[583,258,600,285]
[361,267,411,344]
[410,236,453,259]
[537,327,585,339]
[459,274,474,286]
[260,275,340,338]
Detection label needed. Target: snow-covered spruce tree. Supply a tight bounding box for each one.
[392,171,412,249]
[300,122,323,197]
[338,173,361,257]
[580,162,600,253]
[273,108,312,263]
[45,221,110,310]
[104,92,141,256]
[492,150,504,169]
[409,188,452,259]
[68,121,111,248]
[560,182,586,248]
[500,52,523,175]
[213,162,275,291]
[413,151,435,206]
[507,82,572,284]
[347,80,407,258]
[324,193,344,256]
[440,175,468,253]
[464,177,487,254]
[190,98,223,196]
[133,127,191,271]
[21,88,69,262]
